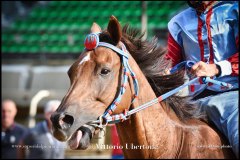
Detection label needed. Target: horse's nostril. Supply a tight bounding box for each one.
[51,112,74,130]
[60,114,74,129]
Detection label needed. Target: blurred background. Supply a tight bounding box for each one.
[2,1,187,158]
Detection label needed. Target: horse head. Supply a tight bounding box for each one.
[50,16,134,150]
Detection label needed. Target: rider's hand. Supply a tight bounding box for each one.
[191,61,220,77]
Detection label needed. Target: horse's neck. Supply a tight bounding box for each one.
[116,59,183,158]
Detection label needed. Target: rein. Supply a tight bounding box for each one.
[83,33,233,129]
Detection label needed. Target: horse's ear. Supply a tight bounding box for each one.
[91,22,101,33]
[107,15,122,45]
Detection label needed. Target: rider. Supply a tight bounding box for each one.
[166,1,239,158]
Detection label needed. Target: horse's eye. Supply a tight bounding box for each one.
[100,68,111,75]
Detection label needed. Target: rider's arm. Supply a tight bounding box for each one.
[166,33,239,77]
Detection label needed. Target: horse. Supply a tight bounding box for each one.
[50,16,235,158]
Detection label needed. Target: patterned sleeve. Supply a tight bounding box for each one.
[165,33,183,67]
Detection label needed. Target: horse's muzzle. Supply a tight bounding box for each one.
[50,111,97,150]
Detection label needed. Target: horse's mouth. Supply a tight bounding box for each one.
[68,124,97,150]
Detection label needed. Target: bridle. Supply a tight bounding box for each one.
[83,32,233,130]
[83,32,139,128]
